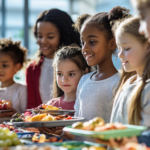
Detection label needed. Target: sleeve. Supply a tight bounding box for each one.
[26,65,37,109]
[137,130,150,147]
[74,76,83,117]
[141,82,150,126]
[19,85,27,113]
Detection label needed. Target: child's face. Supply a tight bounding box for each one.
[131,0,150,41]
[56,59,83,94]
[116,32,148,75]
[37,21,60,59]
[0,53,20,86]
[80,25,113,66]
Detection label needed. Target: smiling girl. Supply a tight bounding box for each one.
[96,16,150,150]
[26,9,80,109]
[73,6,130,123]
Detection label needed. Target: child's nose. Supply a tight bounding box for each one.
[41,37,48,44]
[118,50,124,58]
[62,76,68,82]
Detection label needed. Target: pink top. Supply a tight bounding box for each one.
[46,95,75,110]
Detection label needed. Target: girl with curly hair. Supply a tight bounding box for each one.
[0,38,27,114]
[26,9,80,109]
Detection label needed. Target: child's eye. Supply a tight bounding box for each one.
[124,48,130,51]
[3,64,8,68]
[49,37,54,39]
[37,35,42,39]
[57,73,62,77]
[70,73,75,76]
[89,40,96,45]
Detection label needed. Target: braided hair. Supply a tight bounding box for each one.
[33,9,80,52]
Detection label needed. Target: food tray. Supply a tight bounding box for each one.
[63,125,147,140]
[51,141,105,150]
[27,109,75,115]
[6,117,85,128]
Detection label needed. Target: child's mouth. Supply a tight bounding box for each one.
[85,55,94,60]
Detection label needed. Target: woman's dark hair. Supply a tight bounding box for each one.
[74,6,131,41]
[33,8,81,62]
[0,38,27,69]
[52,44,90,98]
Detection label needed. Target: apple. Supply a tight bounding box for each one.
[6,102,12,109]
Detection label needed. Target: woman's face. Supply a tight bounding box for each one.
[131,0,150,42]
[37,22,61,59]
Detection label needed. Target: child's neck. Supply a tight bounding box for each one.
[0,79,15,88]
[63,92,76,102]
[92,59,117,81]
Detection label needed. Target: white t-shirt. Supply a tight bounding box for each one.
[39,58,54,103]
[0,83,27,114]
[74,71,120,142]
[75,71,120,122]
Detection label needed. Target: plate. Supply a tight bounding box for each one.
[6,117,85,128]
[27,109,75,116]
[0,109,11,113]
[63,125,147,140]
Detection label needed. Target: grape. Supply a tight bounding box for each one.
[0,132,7,140]
[3,127,10,133]
[0,140,6,147]
[7,131,17,139]
[5,139,12,147]
[12,138,21,146]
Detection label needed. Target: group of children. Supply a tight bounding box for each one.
[0,0,150,149]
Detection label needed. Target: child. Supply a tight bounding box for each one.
[96,17,150,149]
[0,38,27,114]
[73,6,130,123]
[26,9,80,109]
[131,0,150,42]
[45,44,90,110]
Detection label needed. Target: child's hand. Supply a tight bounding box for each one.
[95,136,138,148]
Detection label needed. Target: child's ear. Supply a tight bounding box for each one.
[15,63,22,73]
[110,38,117,51]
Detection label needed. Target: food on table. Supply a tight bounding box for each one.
[32,133,63,143]
[0,99,12,110]
[42,104,60,110]
[0,127,22,147]
[124,142,150,150]
[72,117,127,131]
[0,124,23,133]
[72,122,83,129]
[10,112,73,122]
[82,146,106,150]
[10,113,24,122]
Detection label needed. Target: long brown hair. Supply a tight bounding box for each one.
[52,44,91,98]
[113,17,150,125]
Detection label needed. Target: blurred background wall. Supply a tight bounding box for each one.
[0,0,133,83]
